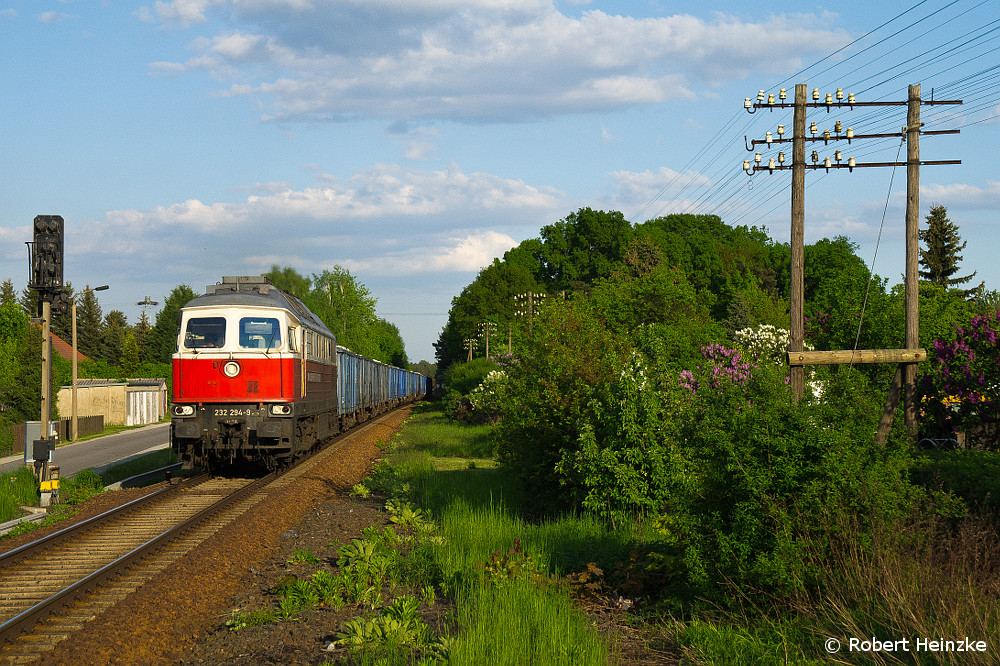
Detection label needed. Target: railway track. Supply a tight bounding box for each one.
[0,473,272,664]
[0,408,405,665]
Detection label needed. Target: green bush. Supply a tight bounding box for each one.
[440,358,501,397]
[502,310,923,594]
[657,363,918,593]
[909,449,1000,512]
[495,297,627,509]
[63,468,105,505]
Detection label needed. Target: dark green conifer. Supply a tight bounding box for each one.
[918,204,983,298]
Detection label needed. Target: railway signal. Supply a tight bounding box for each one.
[31,215,64,291]
[27,215,66,491]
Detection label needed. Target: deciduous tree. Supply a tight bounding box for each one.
[147,285,197,364]
[535,207,634,291]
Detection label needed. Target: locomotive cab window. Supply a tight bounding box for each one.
[184,317,226,349]
[239,317,281,349]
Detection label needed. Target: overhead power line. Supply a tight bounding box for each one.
[628,0,1000,231]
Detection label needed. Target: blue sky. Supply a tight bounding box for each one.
[1,0,997,362]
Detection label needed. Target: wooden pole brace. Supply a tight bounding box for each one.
[786,348,926,366]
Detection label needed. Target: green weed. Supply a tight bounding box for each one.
[287,546,320,564]
[226,608,278,631]
[311,570,344,607]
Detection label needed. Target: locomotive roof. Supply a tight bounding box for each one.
[183,276,335,338]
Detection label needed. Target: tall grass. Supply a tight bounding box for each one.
[431,491,615,665]
[433,496,634,580]
[0,466,38,523]
[796,512,1000,666]
[378,404,619,665]
[449,580,609,666]
[393,404,495,459]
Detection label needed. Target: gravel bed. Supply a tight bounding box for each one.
[34,406,414,665]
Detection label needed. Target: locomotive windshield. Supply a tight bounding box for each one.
[184,317,226,349]
[240,317,281,349]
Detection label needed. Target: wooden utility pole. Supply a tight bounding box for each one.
[71,298,77,441]
[904,83,921,440]
[790,83,806,399]
[38,298,51,482]
[744,84,961,443]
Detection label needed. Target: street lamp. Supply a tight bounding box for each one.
[72,285,109,441]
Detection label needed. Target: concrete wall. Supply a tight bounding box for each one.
[57,385,128,425]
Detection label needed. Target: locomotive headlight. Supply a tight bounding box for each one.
[223,361,241,378]
[270,404,293,416]
[172,405,195,417]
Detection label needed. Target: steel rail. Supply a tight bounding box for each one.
[0,475,199,569]
[0,472,264,646]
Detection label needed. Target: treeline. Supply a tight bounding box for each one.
[437,206,997,374]
[263,265,410,368]
[1,279,193,377]
[436,207,799,368]
[0,266,426,454]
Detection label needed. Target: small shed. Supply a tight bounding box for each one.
[56,378,168,427]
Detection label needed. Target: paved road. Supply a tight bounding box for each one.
[0,422,171,478]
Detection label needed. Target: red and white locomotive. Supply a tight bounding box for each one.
[170,276,429,471]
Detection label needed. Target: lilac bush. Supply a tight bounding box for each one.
[680,343,754,393]
[920,310,1000,447]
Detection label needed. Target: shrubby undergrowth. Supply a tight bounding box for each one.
[471,289,948,601]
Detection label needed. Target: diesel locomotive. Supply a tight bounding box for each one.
[170,276,429,471]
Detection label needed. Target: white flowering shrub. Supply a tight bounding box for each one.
[467,370,509,417]
[733,324,827,400]
[619,351,648,392]
[733,324,813,365]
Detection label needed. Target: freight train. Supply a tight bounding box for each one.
[170,276,430,471]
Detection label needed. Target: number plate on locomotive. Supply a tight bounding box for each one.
[213,406,259,417]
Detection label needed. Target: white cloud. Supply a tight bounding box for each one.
[340,230,519,275]
[404,141,437,161]
[87,164,563,270]
[145,2,850,123]
[39,11,69,22]
[921,181,1000,210]
[608,167,712,207]
[150,0,220,25]
[0,9,16,19]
